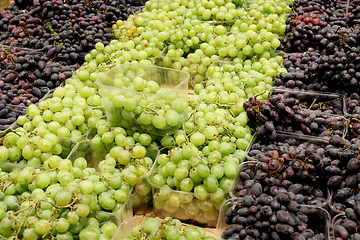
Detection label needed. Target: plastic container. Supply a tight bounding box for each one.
[229,160,259,198]
[330,213,349,240]
[217,198,331,240]
[67,139,160,215]
[153,55,210,87]
[247,132,331,159]
[271,88,346,116]
[229,160,332,208]
[148,160,231,227]
[96,63,189,136]
[112,217,220,240]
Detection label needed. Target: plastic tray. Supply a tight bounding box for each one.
[229,160,332,208]
[247,132,331,159]
[112,217,220,240]
[217,198,331,240]
[96,63,189,136]
[67,139,159,215]
[271,88,346,116]
[148,159,231,227]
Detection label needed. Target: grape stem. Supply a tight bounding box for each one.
[308,98,317,110]
[143,106,159,115]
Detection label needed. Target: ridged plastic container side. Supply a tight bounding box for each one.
[112,217,220,240]
[0,161,43,172]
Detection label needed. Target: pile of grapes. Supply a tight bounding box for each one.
[0,0,359,238]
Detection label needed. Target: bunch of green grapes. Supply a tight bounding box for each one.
[0,162,131,240]
[88,119,160,211]
[184,0,238,22]
[12,94,103,159]
[119,217,217,240]
[97,64,189,136]
[205,58,285,98]
[154,50,219,87]
[229,2,293,35]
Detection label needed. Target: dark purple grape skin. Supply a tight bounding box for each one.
[335,225,349,239]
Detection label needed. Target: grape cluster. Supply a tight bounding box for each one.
[277,0,360,94]
[233,163,328,206]
[332,197,360,240]
[346,93,360,117]
[243,92,346,140]
[119,217,217,240]
[245,136,329,198]
[0,163,131,239]
[222,196,328,240]
[0,46,74,130]
[222,133,359,239]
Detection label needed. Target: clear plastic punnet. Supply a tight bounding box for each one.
[271,87,346,116]
[96,63,189,136]
[147,150,233,227]
[229,160,332,208]
[153,55,210,87]
[217,198,331,240]
[112,217,220,240]
[67,139,159,215]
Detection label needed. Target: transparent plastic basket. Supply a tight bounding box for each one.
[96,63,189,136]
[67,139,160,215]
[112,217,220,240]
[217,198,331,240]
[147,157,232,227]
[229,160,332,208]
[271,88,346,116]
[153,55,210,87]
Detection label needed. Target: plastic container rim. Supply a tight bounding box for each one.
[95,63,190,97]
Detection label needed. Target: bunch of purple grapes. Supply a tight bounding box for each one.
[223,190,328,240]
[277,0,360,94]
[243,93,346,140]
[332,197,360,240]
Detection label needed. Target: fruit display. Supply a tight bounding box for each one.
[0,163,133,239]
[0,0,359,238]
